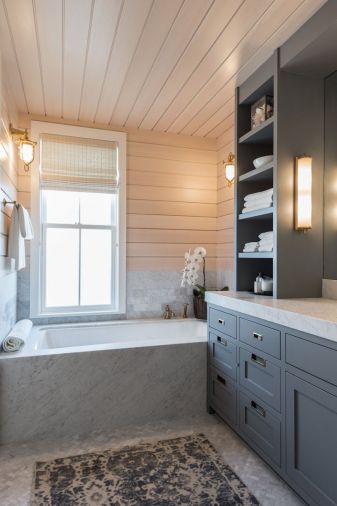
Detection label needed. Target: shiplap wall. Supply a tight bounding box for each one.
[0,66,18,340]
[0,79,18,262]
[216,122,235,286]
[17,114,218,276]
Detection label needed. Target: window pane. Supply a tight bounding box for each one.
[44,190,79,224]
[80,192,115,225]
[45,228,79,307]
[80,229,112,306]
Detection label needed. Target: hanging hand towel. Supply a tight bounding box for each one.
[2,319,32,352]
[18,205,34,239]
[8,205,25,270]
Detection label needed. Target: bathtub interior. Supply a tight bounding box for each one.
[18,319,206,355]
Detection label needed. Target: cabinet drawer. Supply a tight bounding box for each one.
[239,391,281,466]
[209,331,237,381]
[209,308,236,338]
[286,333,337,388]
[239,348,281,411]
[209,367,237,426]
[239,318,280,359]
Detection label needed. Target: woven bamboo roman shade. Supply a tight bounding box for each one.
[40,133,118,192]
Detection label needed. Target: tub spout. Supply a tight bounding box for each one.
[163,304,175,319]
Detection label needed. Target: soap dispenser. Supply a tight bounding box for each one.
[254,272,263,294]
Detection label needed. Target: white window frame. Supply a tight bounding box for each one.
[30,121,126,318]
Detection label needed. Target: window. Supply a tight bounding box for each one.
[30,123,126,317]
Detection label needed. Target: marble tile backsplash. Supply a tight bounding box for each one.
[0,272,17,341]
[17,269,219,323]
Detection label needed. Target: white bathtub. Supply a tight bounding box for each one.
[1,318,207,358]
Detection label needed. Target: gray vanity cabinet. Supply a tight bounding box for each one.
[207,303,337,506]
[286,373,337,506]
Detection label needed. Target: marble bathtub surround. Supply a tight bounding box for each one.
[206,290,337,343]
[0,341,206,445]
[32,434,259,505]
[0,271,17,342]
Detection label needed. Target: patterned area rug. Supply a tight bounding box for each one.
[32,433,259,505]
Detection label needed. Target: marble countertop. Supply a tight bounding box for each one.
[205,291,337,343]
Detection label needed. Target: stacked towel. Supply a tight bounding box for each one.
[2,319,32,352]
[8,204,34,271]
[242,188,273,214]
[243,242,259,253]
[258,230,273,252]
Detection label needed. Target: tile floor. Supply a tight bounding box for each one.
[0,414,304,506]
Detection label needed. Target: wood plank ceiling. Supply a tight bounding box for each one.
[0,0,326,138]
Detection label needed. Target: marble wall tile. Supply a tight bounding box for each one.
[17,269,219,322]
[0,342,207,444]
[0,272,17,342]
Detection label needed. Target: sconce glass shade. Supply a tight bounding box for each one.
[224,152,235,186]
[295,156,312,231]
[19,139,35,166]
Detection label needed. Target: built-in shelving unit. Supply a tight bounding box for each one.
[234,48,324,298]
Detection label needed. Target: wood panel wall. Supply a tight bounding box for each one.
[0,80,18,261]
[17,117,218,272]
[216,123,235,276]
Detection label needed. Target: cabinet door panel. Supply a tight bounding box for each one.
[239,348,281,411]
[209,331,237,381]
[286,373,337,506]
[239,391,281,466]
[209,367,237,426]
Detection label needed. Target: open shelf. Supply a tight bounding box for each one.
[238,207,273,220]
[239,116,274,144]
[239,161,273,183]
[239,252,273,259]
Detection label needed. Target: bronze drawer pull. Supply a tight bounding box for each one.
[217,375,226,386]
[251,400,266,417]
[217,335,228,346]
[218,318,225,325]
[253,332,263,341]
[251,353,266,367]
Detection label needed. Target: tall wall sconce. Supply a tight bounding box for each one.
[294,155,312,231]
[10,124,36,172]
[223,152,235,186]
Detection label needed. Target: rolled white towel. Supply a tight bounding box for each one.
[259,231,273,240]
[244,188,273,202]
[2,319,32,352]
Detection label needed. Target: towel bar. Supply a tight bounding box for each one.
[2,198,17,206]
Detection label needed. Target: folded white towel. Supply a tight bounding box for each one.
[2,319,32,352]
[242,201,272,213]
[259,231,273,240]
[243,242,259,252]
[258,244,273,252]
[244,188,273,202]
[18,205,34,239]
[244,242,259,247]
[244,194,273,207]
